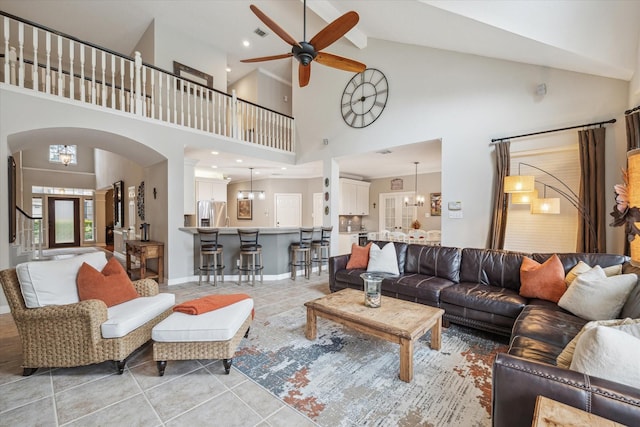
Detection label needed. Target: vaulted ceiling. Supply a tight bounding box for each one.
[1,0,638,181]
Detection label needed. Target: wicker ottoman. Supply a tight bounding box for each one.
[151,298,253,376]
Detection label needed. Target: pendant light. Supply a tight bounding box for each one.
[404,162,425,207]
[237,168,265,200]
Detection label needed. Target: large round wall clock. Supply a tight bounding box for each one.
[341,68,388,129]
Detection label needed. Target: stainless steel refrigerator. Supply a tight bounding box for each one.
[197,200,228,227]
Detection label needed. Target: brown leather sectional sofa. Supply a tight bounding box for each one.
[328,242,640,426]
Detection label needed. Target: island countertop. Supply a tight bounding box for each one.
[179,227,300,235]
[180,227,318,278]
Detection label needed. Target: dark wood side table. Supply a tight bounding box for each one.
[126,240,164,283]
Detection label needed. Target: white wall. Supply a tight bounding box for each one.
[152,17,228,93]
[293,38,630,253]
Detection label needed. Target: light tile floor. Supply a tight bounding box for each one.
[0,273,330,426]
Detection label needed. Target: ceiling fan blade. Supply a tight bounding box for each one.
[309,11,359,52]
[241,53,293,63]
[299,63,311,87]
[315,52,366,73]
[249,5,301,48]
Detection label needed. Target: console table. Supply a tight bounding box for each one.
[126,240,164,283]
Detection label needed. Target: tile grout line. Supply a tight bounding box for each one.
[127,364,166,427]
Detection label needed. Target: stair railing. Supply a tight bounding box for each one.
[15,206,43,259]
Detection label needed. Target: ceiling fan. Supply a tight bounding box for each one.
[241,0,366,87]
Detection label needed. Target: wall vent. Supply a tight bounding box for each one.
[254,28,268,37]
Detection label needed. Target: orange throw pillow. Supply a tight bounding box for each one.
[346,242,372,269]
[519,254,567,303]
[77,257,139,307]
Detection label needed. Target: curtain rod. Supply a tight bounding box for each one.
[490,118,616,143]
[626,105,640,115]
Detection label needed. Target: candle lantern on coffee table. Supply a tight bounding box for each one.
[361,272,384,308]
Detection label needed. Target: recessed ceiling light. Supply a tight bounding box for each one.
[211,151,219,155]
[225,67,231,73]
[211,165,217,169]
[236,159,243,163]
[281,167,287,170]
[226,176,232,180]
[242,40,250,47]
[255,171,260,175]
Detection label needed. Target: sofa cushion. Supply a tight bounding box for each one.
[519,255,566,303]
[564,260,622,286]
[102,293,175,339]
[335,268,367,287]
[77,257,139,307]
[371,241,408,275]
[558,266,637,320]
[621,265,640,318]
[557,318,640,369]
[152,298,253,342]
[387,273,456,304]
[508,335,565,366]
[367,242,399,275]
[511,304,587,350]
[17,251,108,308]
[439,282,527,318]
[404,245,461,282]
[532,252,628,274]
[346,242,372,269]
[570,326,640,389]
[459,248,530,291]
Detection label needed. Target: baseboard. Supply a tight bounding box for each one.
[165,270,322,286]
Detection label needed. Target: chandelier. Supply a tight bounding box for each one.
[237,167,265,200]
[405,162,425,207]
[59,145,73,167]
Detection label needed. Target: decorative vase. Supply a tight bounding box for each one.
[361,272,383,308]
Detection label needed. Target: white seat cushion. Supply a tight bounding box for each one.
[152,298,254,342]
[17,251,108,308]
[102,293,175,339]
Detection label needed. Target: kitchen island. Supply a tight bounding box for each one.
[179,227,309,278]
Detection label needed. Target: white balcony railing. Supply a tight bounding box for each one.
[0,12,294,152]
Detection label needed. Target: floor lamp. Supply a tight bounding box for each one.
[504,162,597,252]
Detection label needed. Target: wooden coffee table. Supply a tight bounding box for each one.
[304,288,445,382]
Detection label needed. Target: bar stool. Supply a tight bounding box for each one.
[197,228,224,286]
[311,226,333,275]
[290,227,314,280]
[237,229,263,286]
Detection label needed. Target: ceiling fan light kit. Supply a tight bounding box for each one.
[242,1,366,87]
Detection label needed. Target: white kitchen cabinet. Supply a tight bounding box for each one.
[339,178,370,215]
[195,179,228,203]
[338,233,359,255]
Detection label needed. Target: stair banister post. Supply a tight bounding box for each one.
[232,89,238,139]
[134,51,143,115]
[9,47,16,85]
[4,17,9,84]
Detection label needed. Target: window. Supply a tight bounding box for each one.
[49,144,77,166]
[84,199,95,241]
[504,147,580,253]
[32,197,43,245]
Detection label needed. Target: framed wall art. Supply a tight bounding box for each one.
[430,192,442,216]
[173,61,213,89]
[237,199,252,220]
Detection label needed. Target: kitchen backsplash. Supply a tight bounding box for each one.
[339,215,363,232]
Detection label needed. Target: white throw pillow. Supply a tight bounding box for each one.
[557,266,636,321]
[17,251,108,308]
[556,318,640,368]
[564,261,622,287]
[366,243,399,275]
[570,325,640,389]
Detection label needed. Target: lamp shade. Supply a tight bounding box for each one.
[504,175,535,193]
[530,197,560,214]
[628,149,640,265]
[511,189,538,205]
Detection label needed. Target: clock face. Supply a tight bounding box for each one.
[341,68,388,129]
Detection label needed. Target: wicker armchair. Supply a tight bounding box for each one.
[0,268,172,376]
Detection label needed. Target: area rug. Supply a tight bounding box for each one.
[234,305,509,426]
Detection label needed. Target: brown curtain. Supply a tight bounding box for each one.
[488,140,510,249]
[577,128,606,253]
[626,111,640,151]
